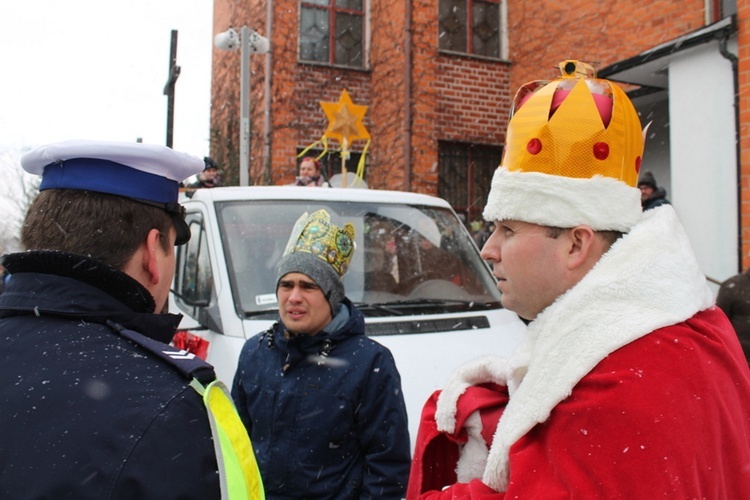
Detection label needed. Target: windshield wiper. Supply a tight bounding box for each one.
[355,299,493,315]
[243,309,279,319]
[354,302,408,316]
[392,298,491,308]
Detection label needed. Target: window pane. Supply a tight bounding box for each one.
[336,0,362,9]
[196,229,213,303]
[439,0,467,52]
[305,0,330,6]
[471,145,502,218]
[439,142,501,223]
[439,143,469,210]
[300,7,330,62]
[178,220,212,305]
[472,1,500,57]
[335,12,363,67]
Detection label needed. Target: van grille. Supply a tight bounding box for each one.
[365,316,490,336]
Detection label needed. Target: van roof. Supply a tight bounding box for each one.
[180,186,452,208]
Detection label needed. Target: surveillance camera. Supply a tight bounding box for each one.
[247,31,270,54]
[214,26,271,54]
[214,28,240,51]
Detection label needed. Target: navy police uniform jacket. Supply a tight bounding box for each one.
[232,299,411,499]
[0,251,221,499]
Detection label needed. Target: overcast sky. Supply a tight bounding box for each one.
[0,0,214,246]
[0,0,213,156]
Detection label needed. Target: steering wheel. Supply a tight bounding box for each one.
[398,271,444,293]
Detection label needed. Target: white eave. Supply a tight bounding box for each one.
[598,15,736,94]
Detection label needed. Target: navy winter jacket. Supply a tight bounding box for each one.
[0,251,220,499]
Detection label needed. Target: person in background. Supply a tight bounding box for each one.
[407,60,750,498]
[472,221,495,250]
[637,170,670,210]
[0,140,262,499]
[294,156,330,186]
[232,209,411,499]
[717,269,750,364]
[184,156,222,188]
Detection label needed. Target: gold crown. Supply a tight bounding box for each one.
[502,60,644,187]
[283,209,355,276]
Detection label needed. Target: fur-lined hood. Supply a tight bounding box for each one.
[435,205,715,491]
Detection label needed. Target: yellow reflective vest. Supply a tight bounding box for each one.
[190,378,265,499]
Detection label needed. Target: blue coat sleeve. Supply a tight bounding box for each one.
[231,341,253,435]
[356,346,412,499]
[113,388,220,499]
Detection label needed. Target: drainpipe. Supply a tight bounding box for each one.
[403,0,413,191]
[718,25,742,272]
[263,0,274,185]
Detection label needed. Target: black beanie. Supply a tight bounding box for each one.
[276,252,345,314]
[275,209,355,314]
[638,171,657,190]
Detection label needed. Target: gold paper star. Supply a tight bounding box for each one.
[320,89,370,148]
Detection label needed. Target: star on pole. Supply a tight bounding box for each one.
[320,89,370,149]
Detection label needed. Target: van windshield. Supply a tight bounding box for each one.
[215,200,501,318]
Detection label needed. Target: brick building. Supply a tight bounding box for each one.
[210,0,745,281]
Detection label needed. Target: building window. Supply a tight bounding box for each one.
[438,142,501,225]
[439,0,501,58]
[300,0,365,68]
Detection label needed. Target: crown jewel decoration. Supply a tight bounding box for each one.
[283,209,355,276]
[503,60,644,187]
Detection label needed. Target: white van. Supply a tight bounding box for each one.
[169,186,526,443]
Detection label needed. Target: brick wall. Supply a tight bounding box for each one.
[367,0,407,190]
[212,0,749,268]
[212,0,715,188]
[435,56,511,144]
[212,0,515,193]
[737,0,750,269]
[506,0,706,92]
[405,0,439,194]
[405,0,514,194]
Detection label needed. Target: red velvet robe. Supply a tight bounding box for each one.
[408,307,750,499]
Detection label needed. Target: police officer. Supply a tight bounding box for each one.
[0,140,262,499]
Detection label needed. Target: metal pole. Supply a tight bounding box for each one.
[163,30,180,148]
[263,0,274,186]
[239,26,251,186]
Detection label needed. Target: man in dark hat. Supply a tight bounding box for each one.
[0,140,262,498]
[232,209,411,499]
[638,170,671,211]
[184,156,222,188]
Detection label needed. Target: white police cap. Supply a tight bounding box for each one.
[21,139,204,245]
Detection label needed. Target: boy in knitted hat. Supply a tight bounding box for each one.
[408,61,750,498]
[232,209,411,499]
